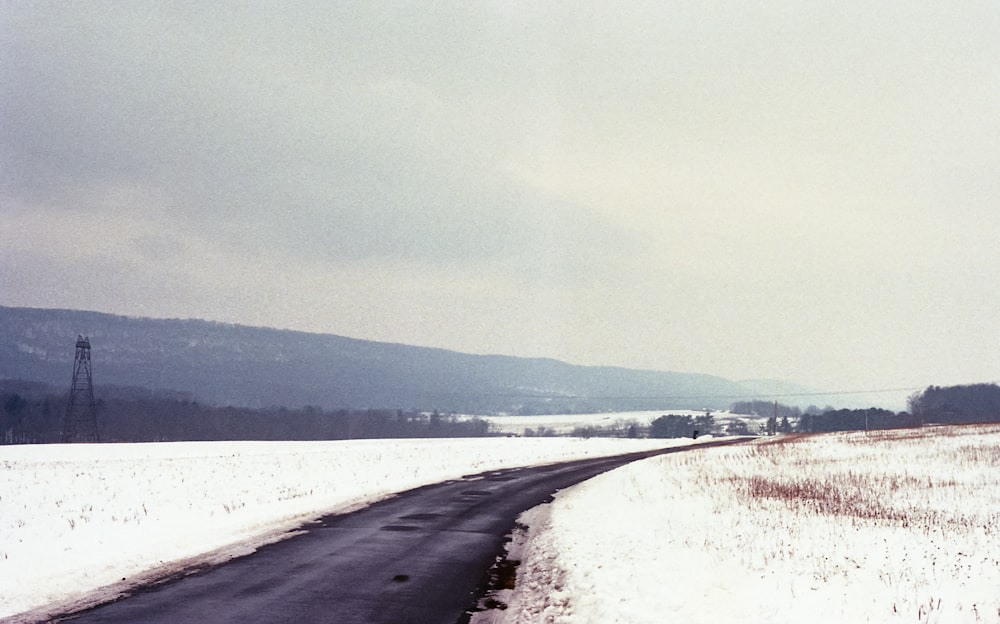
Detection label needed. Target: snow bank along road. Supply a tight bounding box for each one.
[49,439,747,624]
[2,436,702,619]
[496,426,1000,623]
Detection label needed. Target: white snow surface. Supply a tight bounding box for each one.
[496,425,1000,624]
[481,410,717,435]
[6,425,1000,624]
[0,436,688,621]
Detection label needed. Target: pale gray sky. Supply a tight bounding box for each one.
[3,2,998,401]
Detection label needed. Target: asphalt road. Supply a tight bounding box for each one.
[59,439,747,624]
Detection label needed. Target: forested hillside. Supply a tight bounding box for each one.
[1,306,783,414]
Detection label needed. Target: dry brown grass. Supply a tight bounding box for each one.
[720,425,1000,536]
[616,424,1000,621]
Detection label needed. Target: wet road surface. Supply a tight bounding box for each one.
[59,439,747,624]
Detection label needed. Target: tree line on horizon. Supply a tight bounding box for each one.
[0,381,488,444]
[3,381,999,444]
[646,383,1000,438]
[795,383,1000,433]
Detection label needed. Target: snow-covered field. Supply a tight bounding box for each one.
[0,435,688,621]
[496,424,1000,623]
[5,424,998,624]
[481,410,730,436]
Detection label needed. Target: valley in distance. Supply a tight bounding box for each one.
[3,305,997,443]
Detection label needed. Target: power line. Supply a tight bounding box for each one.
[482,385,926,401]
[442,381,1000,403]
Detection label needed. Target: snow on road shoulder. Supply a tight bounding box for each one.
[0,436,687,621]
[498,426,1000,623]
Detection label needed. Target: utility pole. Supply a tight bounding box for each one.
[62,335,100,442]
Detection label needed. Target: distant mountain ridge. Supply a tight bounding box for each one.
[0,306,812,414]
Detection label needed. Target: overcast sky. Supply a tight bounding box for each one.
[3,2,999,402]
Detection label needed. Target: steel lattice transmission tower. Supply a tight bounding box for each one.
[62,335,100,442]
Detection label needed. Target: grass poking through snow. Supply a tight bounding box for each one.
[505,425,1000,623]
